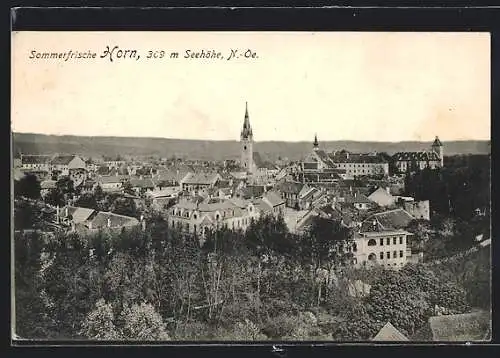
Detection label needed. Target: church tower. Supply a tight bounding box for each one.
[313,133,319,152]
[431,136,444,167]
[240,102,254,173]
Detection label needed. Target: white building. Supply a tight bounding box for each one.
[168,197,260,241]
[350,209,415,269]
[51,155,87,176]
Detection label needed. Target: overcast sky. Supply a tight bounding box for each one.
[12,31,490,142]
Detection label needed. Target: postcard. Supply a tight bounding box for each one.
[11,31,491,343]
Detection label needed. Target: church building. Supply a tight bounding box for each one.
[239,102,279,176]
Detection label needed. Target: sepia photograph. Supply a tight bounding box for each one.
[11,31,491,343]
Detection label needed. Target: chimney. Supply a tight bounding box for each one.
[88,221,93,230]
[71,222,75,232]
[65,207,69,217]
[56,205,60,223]
[386,186,390,194]
[107,218,111,228]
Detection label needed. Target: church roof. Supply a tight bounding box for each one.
[432,136,443,147]
[241,102,253,139]
[253,152,278,170]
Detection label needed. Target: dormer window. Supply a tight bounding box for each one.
[193,214,197,219]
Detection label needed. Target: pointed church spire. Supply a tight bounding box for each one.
[313,133,319,151]
[241,101,252,139]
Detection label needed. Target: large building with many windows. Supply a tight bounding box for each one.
[168,197,260,241]
[392,136,444,173]
[350,208,415,269]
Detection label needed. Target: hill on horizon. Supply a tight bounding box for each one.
[11,132,490,162]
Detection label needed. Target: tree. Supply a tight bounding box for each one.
[14,231,56,338]
[365,264,470,337]
[122,181,135,195]
[14,174,41,199]
[118,302,170,340]
[75,192,98,210]
[44,188,66,207]
[111,197,138,218]
[79,299,120,340]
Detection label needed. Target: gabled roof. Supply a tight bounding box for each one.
[149,187,180,198]
[129,178,156,189]
[65,206,96,223]
[314,150,336,168]
[414,311,491,342]
[344,193,373,204]
[368,186,393,198]
[241,185,265,199]
[253,152,278,170]
[97,175,125,184]
[51,155,79,165]
[362,208,414,231]
[183,172,220,185]
[372,322,409,341]
[329,152,388,164]
[88,211,139,229]
[279,181,304,195]
[155,169,192,184]
[392,151,440,162]
[262,190,285,207]
[21,155,52,165]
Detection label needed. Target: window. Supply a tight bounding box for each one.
[387,251,390,259]
[393,251,397,258]
[400,250,403,258]
[386,238,390,245]
[400,237,404,244]
[352,243,357,252]
[393,237,396,245]
[193,214,197,219]
[380,238,384,246]
[380,252,384,259]
[368,239,377,246]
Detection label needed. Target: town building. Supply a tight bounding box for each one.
[21,154,52,172]
[392,136,444,173]
[368,187,396,208]
[51,155,86,176]
[181,172,221,192]
[298,135,346,183]
[168,197,260,240]
[329,150,389,178]
[351,208,415,269]
[256,190,286,217]
[95,175,125,193]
